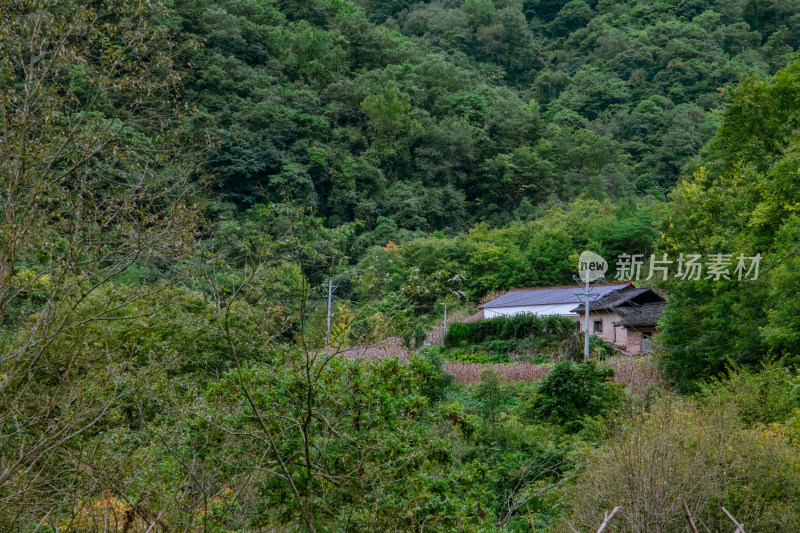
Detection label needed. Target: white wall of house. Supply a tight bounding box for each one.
[483,304,580,319]
[576,310,627,347]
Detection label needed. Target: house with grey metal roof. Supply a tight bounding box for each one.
[479,282,634,320]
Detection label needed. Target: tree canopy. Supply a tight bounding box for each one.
[660,59,800,388]
[170,0,797,243]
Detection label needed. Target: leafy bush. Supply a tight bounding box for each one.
[702,363,800,427]
[444,314,575,350]
[527,361,622,431]
[558,392,800,533]
[418,347,455,402]
[447,350,510,364]
[480,339,516,354]
[475,370,506,443]
[402,322,428,349]
[590,335,619,360]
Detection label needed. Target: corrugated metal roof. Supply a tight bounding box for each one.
[480,282,633,308]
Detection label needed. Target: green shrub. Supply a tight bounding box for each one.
[590,335,618,360]
[527,361,621,431]
[402,322,427,349]
[418,347,455,402]
[479,339,515,353]
[702,363,800,426]
[475,369,506,443]
[557,393,800,533]
[447,350,509,364]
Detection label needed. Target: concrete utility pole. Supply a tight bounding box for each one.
[574,274,599,361]
[443,299,447,331]
[583,275,590,360]
[574,276,593,361]
[576,251,607,362]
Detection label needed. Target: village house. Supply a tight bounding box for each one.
[571,286,665,355]
[477,282,665,355]
[479,282,634,319]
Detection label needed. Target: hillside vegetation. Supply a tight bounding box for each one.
[175,0,798,237]
[2,0,800,531]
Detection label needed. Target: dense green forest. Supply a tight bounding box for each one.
[3,0,800,531]
[174,0,798,236]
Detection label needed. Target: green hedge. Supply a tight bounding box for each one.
[444,314,576,349]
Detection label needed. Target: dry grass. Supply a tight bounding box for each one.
[338,336,412,360]
[444,361,551,384]
[336,317,457,360]
[444,356,662,392]
[339,327,663,393]
[609,355,662,395]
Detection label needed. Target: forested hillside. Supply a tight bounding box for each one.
[659,59,800,388]
[4,0,800,531]
[174,0,798,238]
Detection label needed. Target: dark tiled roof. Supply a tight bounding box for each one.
[479,282,633,309]
[572,287,652,312]
[617,302,666,327]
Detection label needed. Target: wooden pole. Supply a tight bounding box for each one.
[678,498,699,533]
[526,503,536,533]
[696,517,713,533]
[721,506,746,533]
[596,507,620,533]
